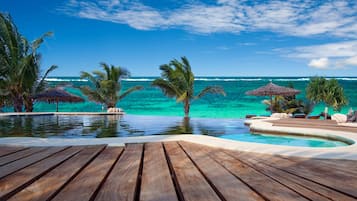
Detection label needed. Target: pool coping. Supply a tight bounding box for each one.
[1,113,357,160]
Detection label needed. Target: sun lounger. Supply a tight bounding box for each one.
[307,115,320,119]
[293,113,306,118]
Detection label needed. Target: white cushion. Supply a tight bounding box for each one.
[271,113,290,119]
[331,113,347,123]
[107,107,123,113]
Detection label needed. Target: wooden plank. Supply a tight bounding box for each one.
[0,146,67,179]
[0,147,27,157]
[209,148,309,201]
[224,150,355,201]
[163,142,221,201]
[179,141,264,201]
[271,123,357,132]
[249,152,357,198]
[278,156,357,174]
[51,146,123,201]
[94,144,143,201]
[0,147,46,166]
[267,119,357,133]
[140,142,178,201]
[8,145,106,201]
[0,146,82,200]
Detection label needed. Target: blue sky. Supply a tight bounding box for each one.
[1,0,357,76]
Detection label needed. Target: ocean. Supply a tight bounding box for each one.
[6,77,357,118]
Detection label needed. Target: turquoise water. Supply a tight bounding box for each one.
[0,115,349,147]
[3,77,357,118]
[220,133,348,147]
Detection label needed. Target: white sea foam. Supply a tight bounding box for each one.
[45,78,88,82]
[123,78,155,81]
[195,78,262,81]
[44,77,357,83]
[334,78,357,81]
[274,78,310,81]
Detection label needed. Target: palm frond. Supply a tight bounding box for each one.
[31,31,53,51]
[196,86,226,99]
[119,86,143,100]
[80,86,105,104]
[152,78,179,98]
[35,65,58,94]
[80,71,98,86]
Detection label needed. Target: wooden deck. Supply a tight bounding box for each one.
[1,142,357,201]
[267,118,357,133]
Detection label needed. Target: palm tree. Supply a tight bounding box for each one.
[0,13,56,112]
[23,63,58,112]
[152,56,226,118]
[80,63,143,109]
[306,77,348,112]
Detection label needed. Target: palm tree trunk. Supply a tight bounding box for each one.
[13,94,23,112]
[24,97,34,112]
[184,99,190,118]
[107,103,115,109]
[270,95,273,114]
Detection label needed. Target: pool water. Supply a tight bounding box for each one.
[0,114,350,147]
[220,133,348,147]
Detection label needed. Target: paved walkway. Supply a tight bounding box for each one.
[1,142,357,201]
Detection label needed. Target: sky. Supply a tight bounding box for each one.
[1,0,357,77]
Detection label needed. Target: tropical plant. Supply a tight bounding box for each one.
[80,63,143,108]
[306,77,348,111]
[0,13,56,112]
[152,56,226,118]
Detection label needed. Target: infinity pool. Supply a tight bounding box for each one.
[0,114,350,147]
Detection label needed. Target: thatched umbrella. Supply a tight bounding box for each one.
[245,82,300,113]
[34,88,84,112]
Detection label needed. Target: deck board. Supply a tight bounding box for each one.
[179,141,264,201]
[246,151,357,198]
[267,118,357,133]
[8,145,105,201]
[0,147,46,166]
[0,146,82,200]
[51,146,123,201]
[94,144,143,201]
[0,146,67,179]
[208,146,310,201]
[164,142,221,201]
[233,151,357,201]
[0,147,28,157]
[0,141,357,201]
[140,142,178,201]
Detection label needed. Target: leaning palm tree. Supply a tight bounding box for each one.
[152,57,226,118]
[80,63,143,109]
[306,77,348,112]
[0,13,56,112]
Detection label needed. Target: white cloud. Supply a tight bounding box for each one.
[287,40,357,69]
[59,0,357,37]
[308,58,329,69]
[341,56,357,66]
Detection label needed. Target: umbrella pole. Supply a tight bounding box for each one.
[270,95,273,114]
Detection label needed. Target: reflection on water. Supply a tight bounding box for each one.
[0,115,248,138]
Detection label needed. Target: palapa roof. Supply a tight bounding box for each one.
[34,88,84,103]
[245,82,300,96]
